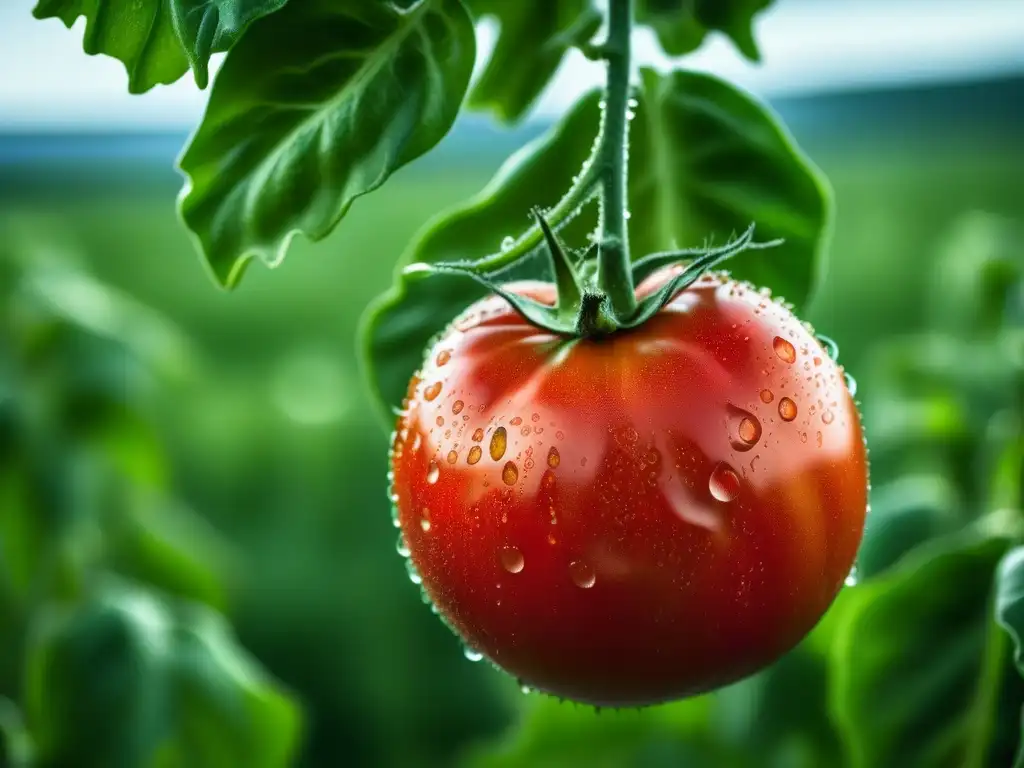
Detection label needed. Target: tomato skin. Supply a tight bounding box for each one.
[390,271,868,707]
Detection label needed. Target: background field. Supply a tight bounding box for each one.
[1,73,1023,767]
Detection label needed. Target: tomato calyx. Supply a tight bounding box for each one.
[403,215,783,339]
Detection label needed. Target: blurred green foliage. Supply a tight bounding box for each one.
[1,91,1022,767]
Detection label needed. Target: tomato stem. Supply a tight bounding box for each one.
[594,0,638,319]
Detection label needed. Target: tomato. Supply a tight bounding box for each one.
[389,270,868,707]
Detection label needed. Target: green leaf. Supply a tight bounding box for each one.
[463,694,718,768]
[637,0,773,61]
[0,697,32,768]
[856,474,962,579]
[830,531,1024,768]
[360,91,604,420]
[927,211,1021,338]
[33,0,189,94]
[31,0,286,93]
[169,0,290,89]
[25,578,302,768]
[995,547,1024,768]
[177,0,477,288]
[468,1,602,123]
[630,67,831,310]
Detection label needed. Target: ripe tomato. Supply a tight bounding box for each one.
[390,270,868,706]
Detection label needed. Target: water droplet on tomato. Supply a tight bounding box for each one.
[569,561,596,589]
[490,427,507,460]
[463,646,484,662]
[709,462,741,502]
[467,445,482,465]
[447,450,458,464]
[773,337,796,363]
[436,350,451,366]
[396,534,410,557]
[816,334,840,361]
[420,518,431,532]
[542,470,556,489]
[436,416,444,426]
[822,410,834,424]
[729,408,762,451]
[844,566,859,587]
[547,447,560,468]
[759,389,774,403]
[510,416,523,426]
[452,400,464,414]
[778,397,798,421]
[411,433,422,452]
[406,560,422,584]
[424,382,442,401]
[502,461,519,485]
[426,461,440,484]
[500,546,525,573]
[844,371,858,396]
[556,430,565,440]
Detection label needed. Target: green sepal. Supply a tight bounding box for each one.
[401,263,575,336]
[620,225,782,328]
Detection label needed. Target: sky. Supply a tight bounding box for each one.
[1,0,1023,130]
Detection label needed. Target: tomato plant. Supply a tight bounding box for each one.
[16,0,1024,764]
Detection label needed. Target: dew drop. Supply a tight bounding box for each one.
[844,371,858,396]
[490,427,508,460]
[452,400,464,415]
[421,518,431,532]
[556,430,565,440]
[396,534,410,557]
[463,646,484,662]
[822,410,835,425]
[447,450,458,464]
[542,469,556,489]
[502,461,519,486]
[773,337,797,363]
[729,408,762,451]
[510,416,523,426]
[435,350,451,366]
[844,566,859,587]
[778,397,798,421]
[467,445,482,465]
[531,413,541,422]
[424,382,442,401]
[411,433,422,452]
[709,462,741,502]
[426,461,440,484]
[569,561,596,589]
[759,389,774,403]
[472,428,484,442]
[406,560,422,585]
[500,235,515,251]
[816,430,823,448]
[547,447,561,468]
[500,546,525,574]
[436,416,445,427]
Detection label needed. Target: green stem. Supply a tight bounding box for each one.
[595,0,636,318]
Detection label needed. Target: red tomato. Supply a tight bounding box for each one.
[389,270,868,706]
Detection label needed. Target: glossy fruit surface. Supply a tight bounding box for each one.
[389,270,868,706]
